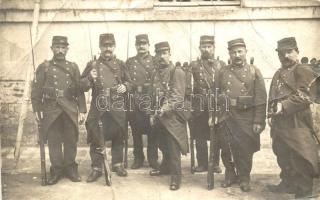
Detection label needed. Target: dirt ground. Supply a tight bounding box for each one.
[1,132,320,200]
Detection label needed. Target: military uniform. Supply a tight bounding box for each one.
[149,42,191,190]
[215,38,267,191]
[31,36,86,184]
[126,34,158,169]
[190,35,225,171]
[268,37,319,198]
[80,34,132,179]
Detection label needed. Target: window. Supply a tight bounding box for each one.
[155,0,241,7]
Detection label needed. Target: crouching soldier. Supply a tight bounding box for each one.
[149,42,191,190]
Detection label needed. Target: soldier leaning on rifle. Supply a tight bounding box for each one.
[214,38,267,192]
[126,34,159,170]
[190,35,226,173]
[266,37,319,199]
[149,42,191,190]
[80,33,132,182]
[31,36,87,185]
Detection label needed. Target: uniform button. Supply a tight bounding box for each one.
[226,89,230,93]
[146,65,149,68]
[100,62,102,65]
[133,78,136,81]
[200,73,203,76]
[162,81,166,85]
[66,81,69,84]
[66,74,70,77]
[133,72,136,75]
[231,68,234,71]
[134,65,137,68]
[229,74,232,78]
[53,62,56,65]
[242,75,246,78]
[200,67,203,70]
[146,60,150,62]
[241,89,245,92]
[135,60,138,63]
[227,82,231,85]
[244,69,247,72]
[66,67,70,70]
[54,81,58,85]
[54,75,57,78]
[53,68,56,71]
[241,82,245,85]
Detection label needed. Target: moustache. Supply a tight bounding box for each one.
[103,50,112,54]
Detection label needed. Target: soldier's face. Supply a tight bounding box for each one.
[136,42,149,55]
[229,46,247,66]
[156,50,171,65]
[100,43,115,59]
[278,49,299,68]
[199,44,214,59]
[51,44,68,60]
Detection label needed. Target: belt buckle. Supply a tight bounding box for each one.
[230,99,237,107]
[56,90,64,98]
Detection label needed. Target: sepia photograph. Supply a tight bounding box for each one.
[1,0,320,199]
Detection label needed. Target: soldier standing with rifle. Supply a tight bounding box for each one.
[149,42,191,190]
[126,34,159,170]
[190,35,225,173]
[266,37,319,199]
[81,33,132,182]
[215,38,267,192]
[31,36,87,185]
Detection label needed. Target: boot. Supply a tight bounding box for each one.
[267,181,295,194]
[86,168,102,183]
[240,180,251,192]
[170,175,181,191]
[148,160,160,170]
[194,165,207,173]
[131,158,144,169]
[112,165,128,177]
[221,168,238,188]
[65,163,81,182]
[47,167,63,185]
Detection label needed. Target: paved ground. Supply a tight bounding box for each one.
[1,132,320,200]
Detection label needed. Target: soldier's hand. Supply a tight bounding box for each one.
[90,68,98,80]
[34,111,43,122]
[274,102,283,115]
[79,113,86,125]
[117,84,127,94]
[253,123,263,134]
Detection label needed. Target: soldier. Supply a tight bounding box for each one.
[31,36,87,185]
[190,35,225,173]
[126,34,159,169]
[267,37,319,199]
[215,38,267,192]
[81,33,131,182]
[149,42,191,190]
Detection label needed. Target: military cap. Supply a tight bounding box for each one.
[135,34,149,44]
[155,41,170,53]
[276,37,297,51]
[52,36,69,46]
[99,33,115,46]
[200,35,215,45]
[228,38,246,50]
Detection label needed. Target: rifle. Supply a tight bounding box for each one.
[96,88,112,186]
[190,120,195,174]
[207,89,216,190]
[93,63,112,186]
[37,111,47,186]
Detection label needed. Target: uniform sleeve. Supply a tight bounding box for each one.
[31,63,45,113]
[120,60,133,92]
[253,67,267,125]
[281,65,315,115]
[74,63,87,113]
[80,62,94,92]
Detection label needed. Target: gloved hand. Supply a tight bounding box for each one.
[253,123,263,134]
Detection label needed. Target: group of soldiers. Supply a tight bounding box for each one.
[31,33,319,198]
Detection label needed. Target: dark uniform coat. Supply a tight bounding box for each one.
[126,54,155,134]
[268,63,319,175]
[80,56,132,144]
[190,58,225,140]
[153,63,191,154]
[215,63,267,153]
[31,59,87,140]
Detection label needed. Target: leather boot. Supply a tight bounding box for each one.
[112,165,128,177]
[170,175,181,191]
[221,168,238,188]
[131,158,144,169]
[86,168,102,183]
[65,163,81,182]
